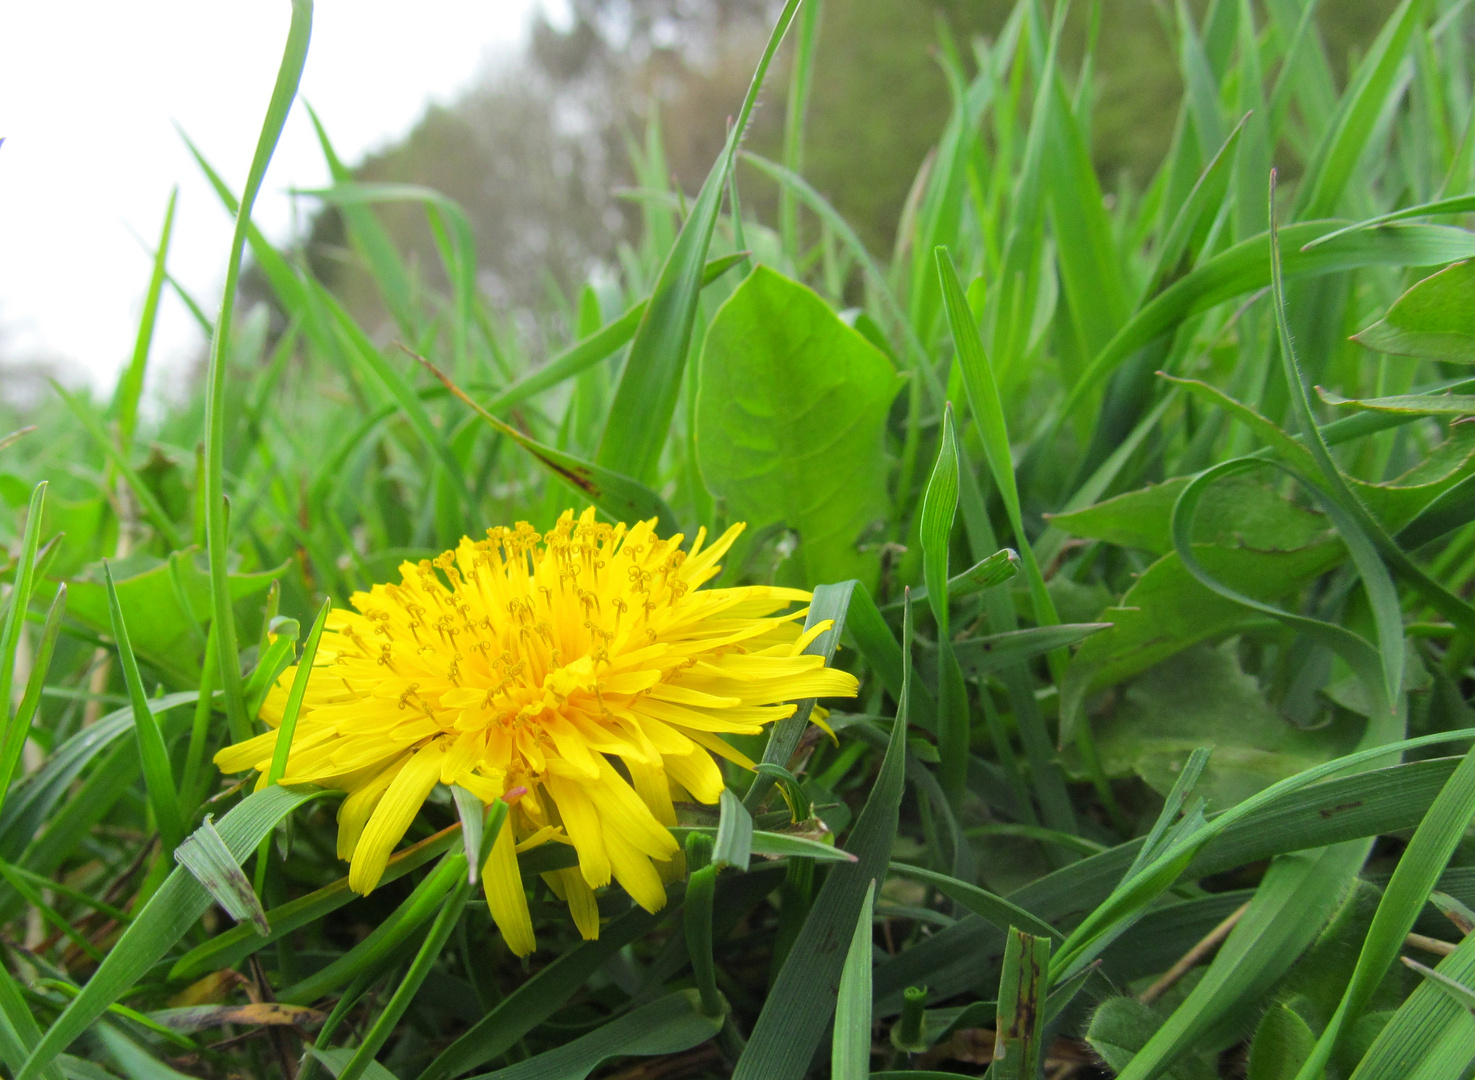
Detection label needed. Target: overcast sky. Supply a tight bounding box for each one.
[0,1,552,394]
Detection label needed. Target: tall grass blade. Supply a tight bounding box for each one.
[596,0,802,481]
[103,561,186,853]
[202,0,313,740]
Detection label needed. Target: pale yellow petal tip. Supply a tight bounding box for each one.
[811,706,840,747]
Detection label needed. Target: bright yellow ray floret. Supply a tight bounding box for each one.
[215,509,858,955]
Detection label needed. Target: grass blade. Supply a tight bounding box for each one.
[173,815,270,935]
[16,785,327,1080]
[831,879,876,1080]
[414,352,677,526]
[992,929,1051,1080]
[596,0,802,480]
[202,0,312,741]
[103,561,186,853]
[733,593,912,1080]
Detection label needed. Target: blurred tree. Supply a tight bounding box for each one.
[278,0,1398,348]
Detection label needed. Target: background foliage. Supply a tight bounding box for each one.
[4,0,1475,1077]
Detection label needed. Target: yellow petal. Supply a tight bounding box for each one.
[213,730,279,775]
[678,728,757,770]
[604,827,667,913]
[548,866,599,940]
[349,742,446,894]
[483,816,536,956]
[544,773,610,889]
[336,756,408,861]
[662,749,725,803]
[585,758,678,860]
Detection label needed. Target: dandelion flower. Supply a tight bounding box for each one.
[215,509,858,955]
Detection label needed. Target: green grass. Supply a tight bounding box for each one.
[3,0,1475,1076]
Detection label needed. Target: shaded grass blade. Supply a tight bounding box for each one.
[733,594,912,1080]
[831,879,876,1080]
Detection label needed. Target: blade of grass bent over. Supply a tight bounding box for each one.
[415,352,677,527]
[17,784,327,1080]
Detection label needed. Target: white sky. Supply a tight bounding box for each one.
[0,1,553,395]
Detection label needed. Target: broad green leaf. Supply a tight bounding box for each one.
[1074,643,1362,811]
[1048,474,1331,557]
[695,266,902,588]
[1086,997,1214,1079]
[1247,1002,1318,1080]
[1060,540,1343,704]
[1355,260,1475,362]
[65,550,284,685]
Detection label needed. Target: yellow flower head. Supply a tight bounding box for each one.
[215,509,858,955]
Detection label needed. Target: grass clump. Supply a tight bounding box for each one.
[4,0,1475,1077]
